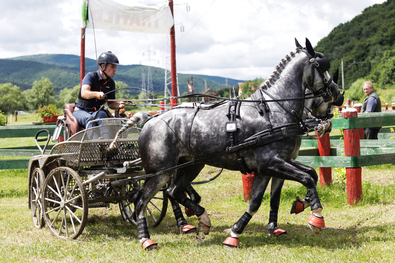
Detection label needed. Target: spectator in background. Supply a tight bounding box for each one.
[361,81,381,139]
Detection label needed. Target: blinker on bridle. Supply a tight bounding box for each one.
[308,56,334,99]
[298,45,335,101]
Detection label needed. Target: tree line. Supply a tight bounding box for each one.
[0,78,134,114]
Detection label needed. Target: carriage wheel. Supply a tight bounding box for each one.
[30,167,45,229]
[42,167,88,239]
[119,180,168,228]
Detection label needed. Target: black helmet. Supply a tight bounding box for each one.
[97,51,119,70]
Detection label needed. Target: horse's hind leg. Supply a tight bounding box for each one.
[267,177,287,236]
[166,163,210,234]
[224,173,272,248]
[136,173,172,250]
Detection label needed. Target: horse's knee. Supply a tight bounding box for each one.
[308,168,318,184]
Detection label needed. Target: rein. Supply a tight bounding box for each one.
[106,91,324,106]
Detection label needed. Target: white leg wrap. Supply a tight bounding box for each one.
[140,237,149,244]
[312,208,323,217]
[230,231,240,238]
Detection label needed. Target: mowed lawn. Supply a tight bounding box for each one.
[1,164,395,262]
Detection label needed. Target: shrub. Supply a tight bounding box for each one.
[0,110,6,126]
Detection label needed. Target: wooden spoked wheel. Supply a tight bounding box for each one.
[30,167,45,229]
[42,167,88,239]
[119,180,168,228]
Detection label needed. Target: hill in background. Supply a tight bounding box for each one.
[316,0,395,91]
[1,54,244,95]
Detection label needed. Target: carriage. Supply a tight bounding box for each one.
[27,117,168,239]
[28,39,341,249]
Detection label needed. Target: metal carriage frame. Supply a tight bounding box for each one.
[27,118,168,239]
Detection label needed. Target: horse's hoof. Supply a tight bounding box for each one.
[185,207,195,217]
[197,210,211,235]
[308,214,325,234]
[180,224,197,235]
[290,198,304,214]
[198,222,211,235]
[270,228,287,237]
[142,239,158,251]
[223,237,239,249]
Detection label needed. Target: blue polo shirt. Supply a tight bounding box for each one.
[77,70,115,111]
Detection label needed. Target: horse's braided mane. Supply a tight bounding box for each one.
[260,48,301,90]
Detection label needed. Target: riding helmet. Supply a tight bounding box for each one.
[97,51,119,70]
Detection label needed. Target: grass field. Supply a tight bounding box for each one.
[1,164,395,262]
[1,115,395,262]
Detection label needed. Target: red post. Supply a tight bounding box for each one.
[159,101,165,113]
[341,109,362,205]
[80,27,86,86]
[242,172,254,202]
[169,0,178,107]
[316,132,332,186]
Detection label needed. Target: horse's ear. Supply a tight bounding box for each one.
[295,38,303,49]
[333,68,339,84]
[305,38,315,57]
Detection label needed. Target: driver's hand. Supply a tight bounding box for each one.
[96,92,106,100]
[119,101,125,109]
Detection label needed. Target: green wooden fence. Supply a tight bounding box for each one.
[0,124,56,170]
[1,112,395,170]
[298,112,395,167]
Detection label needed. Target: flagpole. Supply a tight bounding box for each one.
[80,0,88,85]
[80,28,86,86]
[169,0,178,107]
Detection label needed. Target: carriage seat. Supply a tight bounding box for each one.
[64,103,114,136]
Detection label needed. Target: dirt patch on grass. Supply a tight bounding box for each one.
[362,166,395,185]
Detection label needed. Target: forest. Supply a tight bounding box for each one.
[315,0,395,103]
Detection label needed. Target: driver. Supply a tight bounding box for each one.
[73,51,125,128]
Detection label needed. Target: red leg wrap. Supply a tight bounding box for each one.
[142,239,158,251]
[271,228,287,237]
[290,199,304,214]
[308,214,325,228]
[223,237,239,248]
[181,224,197,234]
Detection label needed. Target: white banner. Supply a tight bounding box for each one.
[85,0,174,34]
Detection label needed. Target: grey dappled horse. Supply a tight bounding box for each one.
[124,38,340,250]
[169,77,344,239]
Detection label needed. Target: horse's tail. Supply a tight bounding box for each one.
[107,112,151,151]
[128,111,152,126]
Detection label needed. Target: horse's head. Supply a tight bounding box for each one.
[304,68,344,120]
[296,38,340,104]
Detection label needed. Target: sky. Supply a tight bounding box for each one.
[0,0,387,81]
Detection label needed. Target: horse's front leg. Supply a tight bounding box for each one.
[265,155,325,233]
[223,172,268,248]
[289,159,318,214]
[287,159,325,233]
[184,184,201,217]
[267,177,287,236]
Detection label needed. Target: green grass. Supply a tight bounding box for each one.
[1,166,394,262]
[1,116,395,261]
